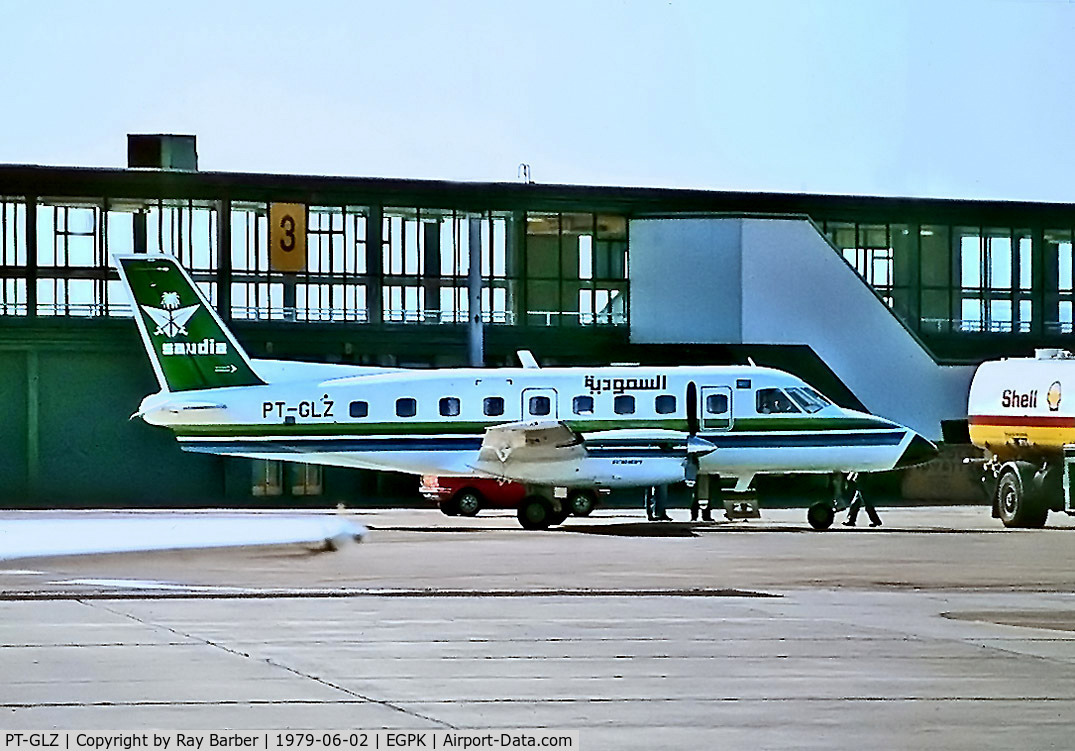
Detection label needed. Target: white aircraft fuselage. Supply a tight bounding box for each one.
[138,363,932,489]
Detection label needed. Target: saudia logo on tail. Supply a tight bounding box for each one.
[141,292,228,356]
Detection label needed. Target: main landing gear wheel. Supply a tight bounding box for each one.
[807,502,835,531]
[997,471,1048,529]
[567,490,596,517]
[453,489,483,517]
[518,495,554,530]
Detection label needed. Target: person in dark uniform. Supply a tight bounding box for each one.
[843,486,882,527]
[690,475,714,522]
[646,485,672,521]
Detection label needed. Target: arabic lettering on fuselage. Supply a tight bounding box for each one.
[584,374,668,395]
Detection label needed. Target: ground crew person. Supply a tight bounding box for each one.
[646,485,672,521]
[843,482,881,527]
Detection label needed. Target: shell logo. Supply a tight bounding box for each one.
[1047,381,1062,412]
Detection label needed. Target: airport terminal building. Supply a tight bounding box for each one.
[3,136,1074,507]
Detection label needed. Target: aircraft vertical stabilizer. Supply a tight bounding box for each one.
[115,255,266,392]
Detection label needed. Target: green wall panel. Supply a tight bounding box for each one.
[0,351,28,500]
[34,350,225,506]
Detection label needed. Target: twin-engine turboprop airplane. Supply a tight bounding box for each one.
[116,255,937,530]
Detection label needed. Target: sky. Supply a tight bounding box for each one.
[1,0,1073,202]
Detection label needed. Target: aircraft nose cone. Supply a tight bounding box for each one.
[686,435,717,456]
[895,434,938,469]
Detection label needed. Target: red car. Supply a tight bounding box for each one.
[420,476,601,518]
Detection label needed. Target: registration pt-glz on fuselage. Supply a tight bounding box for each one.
[116,255,936,530]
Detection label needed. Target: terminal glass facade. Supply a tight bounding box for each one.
[2,186,1073,349]
[1,170,1073,361]
[524,212,628,326]
[0,195,629,329]
[380,208,514,324]
[821,218,1073,338]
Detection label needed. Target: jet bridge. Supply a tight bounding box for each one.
[629,217,973,441]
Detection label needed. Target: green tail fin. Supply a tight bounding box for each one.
[115,255,266,392]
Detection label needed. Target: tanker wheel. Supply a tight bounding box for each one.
[517,495,554,530]
[997,471,1048,529]
[807,501,835,531]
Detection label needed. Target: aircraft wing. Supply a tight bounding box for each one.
[472,423,705,488]
[477,420,586,464]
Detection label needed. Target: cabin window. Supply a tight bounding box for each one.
[396,397,418,417]
[573,395,594,414]
[655,394,676,414]
[736,379,752,389]
[614,395,635,414]
[440,397,461,417]
[705,394,729,414]
[529,395,551,416]
[349,400,369,418]
[483,396,505,416]
[756,388,800,414]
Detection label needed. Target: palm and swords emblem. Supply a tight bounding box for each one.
[141,291,199,338]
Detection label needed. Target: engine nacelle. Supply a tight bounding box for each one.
[492,456,688,488]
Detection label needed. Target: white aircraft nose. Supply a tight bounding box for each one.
[895,433,938,469]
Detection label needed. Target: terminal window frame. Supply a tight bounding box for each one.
[524,211,629,327]
[956,226,1033,334]
[0,198,27,315]
[251,460,284,497]
[382,207,514,325]
[396,397,418,418]
[35,200,110,317]
[290,463,323,496]
[297,205,370,323]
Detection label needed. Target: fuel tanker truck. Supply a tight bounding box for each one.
[969,348,1075,527]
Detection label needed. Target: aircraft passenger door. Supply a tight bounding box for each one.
[700,386,733,431]
[522,388,559,420]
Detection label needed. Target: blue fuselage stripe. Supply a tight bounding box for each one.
[704,431,905,448]
[179,430,906,455]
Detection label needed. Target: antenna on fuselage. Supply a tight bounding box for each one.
[747,357,757,366]
[517,350,540,369]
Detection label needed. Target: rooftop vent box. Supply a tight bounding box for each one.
[127,134,198,171]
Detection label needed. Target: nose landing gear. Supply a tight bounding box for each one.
[807,501,835,531]
[807,473,857,531]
